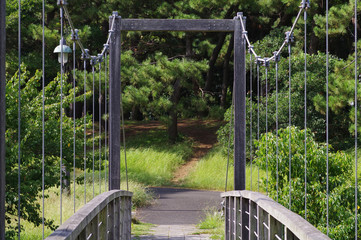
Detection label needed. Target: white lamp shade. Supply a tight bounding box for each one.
[54,39,72,64]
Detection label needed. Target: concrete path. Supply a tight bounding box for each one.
[133,187,221,240]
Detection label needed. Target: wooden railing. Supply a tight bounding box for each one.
[46,190,132,240]
[221,191,330,240]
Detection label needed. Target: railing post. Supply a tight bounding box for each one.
[109,12,121,190]
[0,0,6,238]
[234,12,246,190]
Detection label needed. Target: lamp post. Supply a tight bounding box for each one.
[54,38,72,65]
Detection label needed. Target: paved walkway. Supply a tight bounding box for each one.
[133,187,221,240]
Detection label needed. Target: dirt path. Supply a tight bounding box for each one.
[172,120,222,184]
[124,119,223,183]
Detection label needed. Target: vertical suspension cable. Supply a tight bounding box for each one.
[83,56,87,204]
[355,0,358,237]
[274,52,279,202]
[225,92,234,192]
[41,0,45,238]
[98,60,102,194]
[17,0,21,237]
[120,96,129,191]
[257,59,260,192]
[265,62,269,195]
[326,0,330,234]
[249,49,253,191]
[288,33,292,211]
[104,52,108,192]
[72,31,76,214]
[92,59,95,199]
[304,5,308,220]
[59,5,64,225]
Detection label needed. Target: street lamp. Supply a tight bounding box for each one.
[54,38,72,64]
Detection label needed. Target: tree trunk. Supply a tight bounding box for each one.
[221,34,234,108]
[204,4,237,92]
[168,79,182,144]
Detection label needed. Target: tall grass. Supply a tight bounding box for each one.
[121,130,193,186]
[184,146,265,191]
[21,177,151,240]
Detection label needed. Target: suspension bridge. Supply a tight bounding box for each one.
[0,0,359,239]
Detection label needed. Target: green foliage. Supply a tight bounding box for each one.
[5,67,90,238]
[255,126,361,239]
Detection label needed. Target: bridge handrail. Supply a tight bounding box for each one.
[46,190,133,240]
[221,190,330,240]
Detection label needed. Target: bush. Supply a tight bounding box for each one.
[254,126,361,239]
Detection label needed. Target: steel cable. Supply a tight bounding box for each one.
[17,0,21,237]
[99,61,102,195]
[225,92,234,192]
[265,64,269,195]
[257,59,260,192]
[275,53,279,202]
[92,61,95,199]
[326,0,330,234]
[250,50,253,191]
[104,52,108,192]
[304,7,308,220]
[288,37,292,211]
[72,34,76,214]
[83,57,87,204]
[59,5,64,226]
[355,0,358,237]
[41,0,45,238]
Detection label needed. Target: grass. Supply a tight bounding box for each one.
[121,130,193,186]
[183,146,266,191]
[196,208,224,240]
[131,221,154,237]
[20,172,152,240]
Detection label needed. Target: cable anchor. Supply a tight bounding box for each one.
[263,58,270,68]
[285,31,294,44]
[57,0,68,6]
[300,0,310,10]
[71,29,79,41]
[273,51,281,62]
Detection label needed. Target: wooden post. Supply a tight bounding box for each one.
[0,0,6,238]
[233,13,246,190]
[109,13,121,190]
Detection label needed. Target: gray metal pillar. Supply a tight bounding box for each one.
[109,13,121,190]
[0,0,6,238]
[233,13,246,190]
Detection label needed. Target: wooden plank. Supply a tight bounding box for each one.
[120,19,235,32]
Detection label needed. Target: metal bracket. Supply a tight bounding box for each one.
[57,0,68,5]
[97,54,103,63]
[249,45,254,54]
[81,49,90,60]
[255,56,262,66]
[71,29,79,41]
[103,44,109,53]
[300,0,310,10]
[273,51,281,62]
[90,56,97,66]
[263,58,270,68]
[285,31,294,44]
